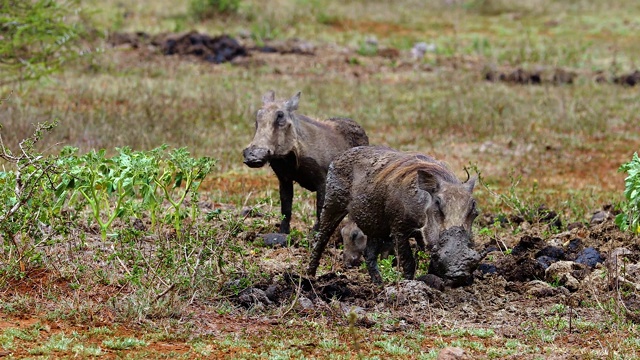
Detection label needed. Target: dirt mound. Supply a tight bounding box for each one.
[484,65,640,87]
[109,31,248,63]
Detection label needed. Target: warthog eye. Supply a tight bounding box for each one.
[434,197,444,216]
[275,111,286,126]
[469,199,479,218]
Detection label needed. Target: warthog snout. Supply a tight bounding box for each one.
[429,226,482,287]
[242,146,271,168]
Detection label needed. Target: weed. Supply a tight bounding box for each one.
[71,343,104,356]
[616,152,640,234]
[378,255,401,283]
[102,336,147,350]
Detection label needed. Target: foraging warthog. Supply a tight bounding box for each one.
[341,220,395,268]
[307,146,482,286]
[242,91,369,234]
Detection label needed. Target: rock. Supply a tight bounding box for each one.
[545,261,586,292]
[590,210,612,226]
[237,288,272,308]
[476,263,498,275]
[260,233,289,247]
[437,346,467,360]
[565,238,583,258]
[525,280,569,297]
[297,296,314,311]
[575,247,604,268]
[265,285,278,301]
[381,280,437,306]
[535,246,565,260]
[536,256,557,269]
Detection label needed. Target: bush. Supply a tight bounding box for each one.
[0,0,93,85]
[616,152,640,234]
[189,0,242,20]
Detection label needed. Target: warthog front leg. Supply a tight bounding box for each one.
[278,180,293,234]
[307,188,348,276]
[394,234,416,280]
[365,238,384,284]
[313,183,326,232]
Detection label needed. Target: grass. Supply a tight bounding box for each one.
[1,0,640,358]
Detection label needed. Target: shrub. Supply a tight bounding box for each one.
[616,152,640,234]
[0,0,93,85]
[189,0,242,20]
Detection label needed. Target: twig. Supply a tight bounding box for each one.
[154,283,176,303]
[281,271,303,318]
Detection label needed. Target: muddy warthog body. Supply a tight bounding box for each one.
[308,146,481,286]
[242,91,369,234]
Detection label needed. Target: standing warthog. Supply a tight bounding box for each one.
[308,146,482,286]
[242,91,369,234]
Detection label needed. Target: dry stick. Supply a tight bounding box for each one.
[111,244,133,277]
[154,283,176,303]
[281,270,304,318]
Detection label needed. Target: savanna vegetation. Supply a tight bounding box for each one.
[1,0,640,358]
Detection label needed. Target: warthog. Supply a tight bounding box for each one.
[242,91,369,234]
[341,220,395,268]
[308,146,482,286]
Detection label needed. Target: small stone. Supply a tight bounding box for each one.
[590,210,612,226]
[545,261,584,292]
[535,246,565,260]
[536,256,557,269]
[260,233,288,247]
[476,263,497,274]
[575,247,604,268]
[297,296,314,310]
[265,285,278,301]
[437,346,467,360]
[237,288,272,308]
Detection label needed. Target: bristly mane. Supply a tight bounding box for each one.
[374,154,459,186]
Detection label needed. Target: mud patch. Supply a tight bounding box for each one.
[109,31,247,63]
[484,65,640,87]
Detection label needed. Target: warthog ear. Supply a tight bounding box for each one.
[465,176,477,192]
[285,91,301,111]
[262,90,275,105]
[416,170,439,194]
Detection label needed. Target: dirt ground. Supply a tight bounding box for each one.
[2,31,640,358]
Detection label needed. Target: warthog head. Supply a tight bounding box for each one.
[242,91,300,168]
[418,171,482,286]
[341,221,367,268]
[428,226,482,287]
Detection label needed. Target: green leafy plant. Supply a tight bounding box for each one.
[59,147,157,241]
[378,255,401,283]
[154,147,216,233]
[616,152,640,234]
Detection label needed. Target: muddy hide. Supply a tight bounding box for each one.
[428,226,482,287]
